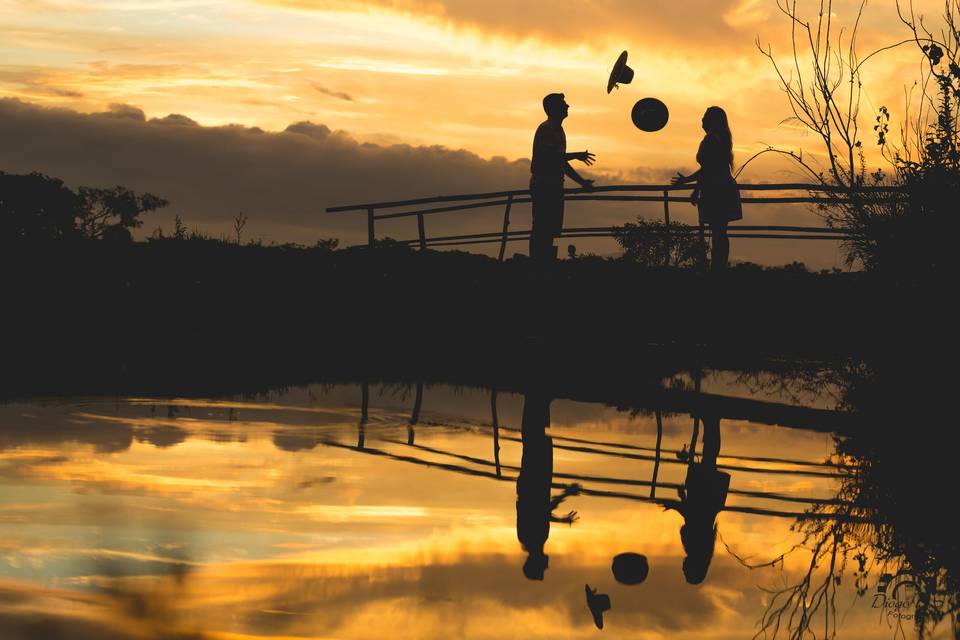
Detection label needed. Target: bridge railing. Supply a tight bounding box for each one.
[327,183,901,260]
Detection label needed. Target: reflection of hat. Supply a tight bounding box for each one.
[632,98,669,132]
[585,584,611,629]
[607,50,635,93]
[612,552,649,585]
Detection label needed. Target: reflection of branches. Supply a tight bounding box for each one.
[734,360,867,411]
[740,372,960,640]
[752,520,872,640]
[720,529,804,571]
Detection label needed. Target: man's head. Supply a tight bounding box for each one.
[543,93,569,120]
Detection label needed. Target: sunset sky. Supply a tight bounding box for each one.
[0,0,943,257]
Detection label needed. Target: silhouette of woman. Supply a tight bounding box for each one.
[671,106,742,270]
[668,413,729,584]
[516,390,580,580]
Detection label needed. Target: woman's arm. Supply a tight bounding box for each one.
[671,169,702,184]
[671,170,701,206]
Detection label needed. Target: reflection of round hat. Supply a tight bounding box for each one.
[612,552,650,585]
[632,98,669,132]
[607,50,635,93]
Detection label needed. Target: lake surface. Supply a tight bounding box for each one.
[0,374,953,639]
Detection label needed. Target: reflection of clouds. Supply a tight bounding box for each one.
[0,386,874,638]
[0,550,865,639]
[0,576,196,640]
[0,404,134,453]
[135,425,188,448]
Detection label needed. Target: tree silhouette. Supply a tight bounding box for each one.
[77,186,168,241]
[0,171,79,241]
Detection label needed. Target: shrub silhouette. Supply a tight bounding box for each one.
[612,217,704,268]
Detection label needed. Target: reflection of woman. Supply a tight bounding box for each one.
[516,391,579,580]
[671,106,742,271]
[669,414,730,584]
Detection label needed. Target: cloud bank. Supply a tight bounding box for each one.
[0,98,534,245]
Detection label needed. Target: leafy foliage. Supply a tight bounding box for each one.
[0,171,168,242]
[0,172,80,241]
[76,186,168,241]
[612,217,705,268]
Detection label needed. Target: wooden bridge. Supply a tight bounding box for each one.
[326,183,900,259]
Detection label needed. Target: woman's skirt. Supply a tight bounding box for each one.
[698,176,742,225]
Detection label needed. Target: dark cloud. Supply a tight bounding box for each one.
[284,121,332,139]
[97,103,147,121]
[149,114,200,127]
[0,98,534,246]
[312,83,354,102]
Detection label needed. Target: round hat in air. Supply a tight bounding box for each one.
[631,98,669,132]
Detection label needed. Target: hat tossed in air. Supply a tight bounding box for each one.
[607,50,634,93]
[585,584,612,629]
[606,50,670,131]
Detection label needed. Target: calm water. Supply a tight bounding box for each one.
[0,374,952,639]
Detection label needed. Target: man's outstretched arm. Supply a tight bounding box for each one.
[564,162,594,188]
[565,150,595,165]
[563,150,596,188]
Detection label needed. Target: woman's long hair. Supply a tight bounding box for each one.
[703,106,733,168]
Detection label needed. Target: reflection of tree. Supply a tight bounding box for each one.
[737,360,959,640]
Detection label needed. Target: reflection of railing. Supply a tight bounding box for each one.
[327,184,901,259]
[339,382,857,522]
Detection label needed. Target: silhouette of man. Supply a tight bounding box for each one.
[516,389,580,580]
[529,93,596,261]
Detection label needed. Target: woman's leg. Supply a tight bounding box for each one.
[710,222,729,270]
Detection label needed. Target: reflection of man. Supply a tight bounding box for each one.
[529,93,596,261]
[516,390,580,580]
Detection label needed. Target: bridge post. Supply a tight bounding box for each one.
[662,190,671,266]
[497,194,514,261]
[358,381,369,449]
[417,213,427,250]
[491,390,502,477]
[367,208,375,246]
[651,408,664,498]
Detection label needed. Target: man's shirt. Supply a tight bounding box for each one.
[530,119,566,186]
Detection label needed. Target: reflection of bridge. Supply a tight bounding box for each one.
[326,183,900,258]
[335,382,858,522]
